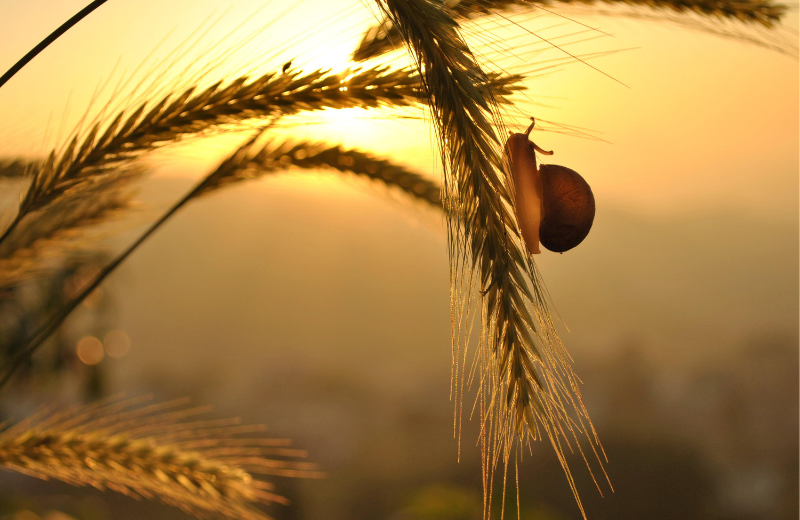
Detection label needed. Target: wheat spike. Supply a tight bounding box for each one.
[20,67,520,215]
[375,0,607,517]
[18,67,420,217]
[0,139,442,291]
[354,0,787,61]
[1,66,522,249]
[196,139,442,207]
[0,63,496,287]
[0,166,139,290]
[0,131,449,389]
[0,397,320,520]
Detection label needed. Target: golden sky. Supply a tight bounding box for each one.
[0,9,795,510]
[0,0,797,219]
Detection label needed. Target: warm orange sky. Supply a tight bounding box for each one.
[0,8,795,515]
[0,0,797,219]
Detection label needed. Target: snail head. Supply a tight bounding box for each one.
[524,117,554,156]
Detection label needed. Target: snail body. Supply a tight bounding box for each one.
[503,118,595,254]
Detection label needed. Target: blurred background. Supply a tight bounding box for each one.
[0,1,796,519]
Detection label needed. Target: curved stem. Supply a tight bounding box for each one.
[0,0,109,90]
[0,184,193,390]
[0,131,262,391]
[0,213,25,249]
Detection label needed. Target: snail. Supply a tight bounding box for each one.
[503,117,595,255]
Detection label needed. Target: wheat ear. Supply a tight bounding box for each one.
[0,63,515,290]
[0,131,447,389]
[5,67,418,243]
[446,0,786,23]
[375,0,607,517]
[196,139,442,207]
[1,66,520,248]
[354,0,787,61]
[0,396,319,520]
[0,165,140,290]
[0,137,442,291]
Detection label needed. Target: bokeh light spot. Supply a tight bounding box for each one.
[103,330,131,358]
[76,336,104,365]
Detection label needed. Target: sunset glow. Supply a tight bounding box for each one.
[0,1,796,519]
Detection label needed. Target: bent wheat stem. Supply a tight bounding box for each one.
[0,1,109,90]
[0,132,445,390]
[0,134,259,391]
[0,66,521,249]
[197,139,443,207]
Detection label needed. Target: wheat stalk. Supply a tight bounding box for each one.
[0,134,260,391]
[8,67,419,240]
[0,131,448,390]
[0,62,502,290]
[454,0,786,24]
[0,396,319,520]
[0,166,139,290]
[0,1,108,90]
[1,66,521,249]
[196,139,443,207]
[354,0,787,61]
[0,138,442,292]
[374,0,606,517]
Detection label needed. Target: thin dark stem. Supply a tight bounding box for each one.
[0,185,194,390]
[0,132,262,391]
[0,213,25,249]
[0,0,109,90]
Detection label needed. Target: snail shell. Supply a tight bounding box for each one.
[539,164,595,253]
[503,119,595,254]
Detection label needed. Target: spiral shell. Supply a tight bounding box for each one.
[539,164,595,253]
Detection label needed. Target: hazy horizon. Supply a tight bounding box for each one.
[0,1,796,519]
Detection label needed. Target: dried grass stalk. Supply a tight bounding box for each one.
[375,0,606,517]
[2,65,521,247]
[355,0,787,60]
[15,68,419,221]
[0,397,320,520]
[196,139,442,207]
[0,167,139,290]
[0,130,450,388]
[0,138,441,292]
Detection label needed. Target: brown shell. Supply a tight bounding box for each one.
[539,164,595,253]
